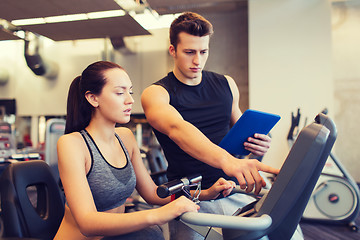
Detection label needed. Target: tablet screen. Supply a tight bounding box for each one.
[219,109,281,156]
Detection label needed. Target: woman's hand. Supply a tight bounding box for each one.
[199,178,236,201]
[154,196,199,225]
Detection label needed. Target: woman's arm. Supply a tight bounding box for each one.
[117,128,238,203]
[116,127,172,205]
[57,132,198,237]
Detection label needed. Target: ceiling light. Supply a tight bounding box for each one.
[87,10,126,19]
[14,30,26,39]
[115,0,140,11]
[131,10,180,30]
[11,10,127,27]
[11,18,46,26]
[45,14,88,23]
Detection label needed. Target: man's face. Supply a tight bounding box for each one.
[170,32,209,83]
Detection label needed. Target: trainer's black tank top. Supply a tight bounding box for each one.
[153,71,235,189]
[81,130,136,212]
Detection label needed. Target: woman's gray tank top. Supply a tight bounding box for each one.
[80,130,137,212]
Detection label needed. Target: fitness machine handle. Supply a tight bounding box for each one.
[157,174,202,198]
[180,212,272,231]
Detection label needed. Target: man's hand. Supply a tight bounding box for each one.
[244,133,271,156]
[221,157,279,195]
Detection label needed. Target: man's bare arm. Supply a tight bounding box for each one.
[141,85,279,194]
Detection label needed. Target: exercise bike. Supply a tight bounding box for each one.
[288,108,360,232]
[156,113,337,240]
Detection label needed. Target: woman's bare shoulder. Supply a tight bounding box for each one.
[115,127,134,138]
[57,132,86,150]
[115,127,137,151]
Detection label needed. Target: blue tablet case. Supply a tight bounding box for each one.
[219,109,281,156]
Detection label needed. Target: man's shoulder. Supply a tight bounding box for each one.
[202,71,229,85]
[151,72,175,92]
[203,70,226,80]
[154,72,173,84]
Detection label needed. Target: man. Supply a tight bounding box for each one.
[141,12,279,239]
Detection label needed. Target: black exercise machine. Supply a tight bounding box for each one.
[157,113,337,239]
[0,160,65,239]
[288,109,359,232]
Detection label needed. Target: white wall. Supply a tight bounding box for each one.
[0,29,170,145]
[0,29,170,117]
[332,1,360,182]
[0,39,101,116]
[112,28,171,113]
[249,0,334,169]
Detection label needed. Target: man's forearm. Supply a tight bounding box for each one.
[166,120,232,170]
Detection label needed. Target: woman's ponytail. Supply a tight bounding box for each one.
[65,76,90,134]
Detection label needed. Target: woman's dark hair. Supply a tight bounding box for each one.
[170,12,213,50]
[65,61,124,134]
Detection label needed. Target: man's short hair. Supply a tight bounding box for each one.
[170,12,214,49]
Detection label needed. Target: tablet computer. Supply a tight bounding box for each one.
[219,109,281,156]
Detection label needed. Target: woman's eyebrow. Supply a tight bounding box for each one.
[114,86,132,89]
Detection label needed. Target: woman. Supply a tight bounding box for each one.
[54,61,235,240]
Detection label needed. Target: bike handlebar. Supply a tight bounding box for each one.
[157,174,202,198]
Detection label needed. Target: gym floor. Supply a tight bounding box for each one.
[300,216,360,240]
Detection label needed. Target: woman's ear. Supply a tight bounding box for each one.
[85,91,99,108]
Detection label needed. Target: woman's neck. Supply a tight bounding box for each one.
[85,118,116,144]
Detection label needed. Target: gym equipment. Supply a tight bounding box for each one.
[158,113,336,239]
[157,174,202,201]
[0,68,9,86]
[0,121,14,238]
[0,121,16,161]
[0,160,65,239]
[144,146,168,185]
[288,109,360,232]
[44,118,65,182]
[24,33,58,79]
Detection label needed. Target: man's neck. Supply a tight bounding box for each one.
[173,69,202,86]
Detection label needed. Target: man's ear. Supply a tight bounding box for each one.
[85,91,99,108]
[169,45,176,57]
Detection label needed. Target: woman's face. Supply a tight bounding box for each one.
[96,68,134,124]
